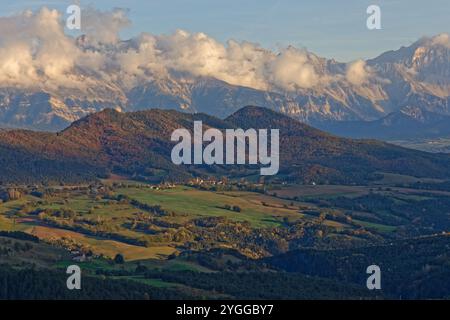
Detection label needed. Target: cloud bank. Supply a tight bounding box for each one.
[1,6,425,93]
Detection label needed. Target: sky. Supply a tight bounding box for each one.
[1,0,449,62]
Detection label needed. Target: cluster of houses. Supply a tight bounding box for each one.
[70,249,98,262]
[187,177,226,186]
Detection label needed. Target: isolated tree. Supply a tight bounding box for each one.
[114,253,125,264]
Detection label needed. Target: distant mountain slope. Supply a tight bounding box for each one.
[1,106,450,184]
[0,34,449,133]
[315,106,450,140]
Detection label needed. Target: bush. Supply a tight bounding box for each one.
[114,253,125,264]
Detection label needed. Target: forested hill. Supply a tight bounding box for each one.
[1,106,450,184]
[264,234,450,299]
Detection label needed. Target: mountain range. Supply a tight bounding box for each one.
[0,33,450,139]
[1,106,450,185]
[314,106,450,140]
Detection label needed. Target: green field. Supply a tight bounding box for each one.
[1,178,450,299]
[352,219,397,233]
[270,184,369,200]
[116,186,305,228]
[0,236,70,268]
[0,184,359,263]
[2,180,440,268]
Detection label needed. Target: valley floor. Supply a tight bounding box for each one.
[1,174,450,299]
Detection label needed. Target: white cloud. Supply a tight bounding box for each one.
[113,30,327,91]
[346,59,371,86]
[431,33,450,48]
[269,47,320,90]
[0,8,85,89]
[0,6,365,93]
